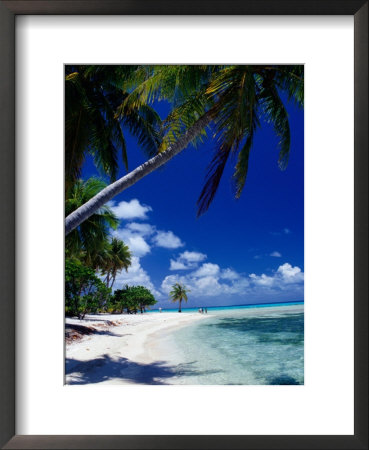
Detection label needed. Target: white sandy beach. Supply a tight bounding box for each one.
[65,312,207,385]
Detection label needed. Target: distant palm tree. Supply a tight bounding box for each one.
[65,177,119,263]
[102,238,132,290]
[65,65,304,234]
[169,283,190,313]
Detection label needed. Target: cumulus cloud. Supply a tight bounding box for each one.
[161,273,224,297]
[193,263,220,278]
[249,262,304,288]
[161,261,303,299]
[169,251,207,270]
[112,228,151,257]
[277,263,304,283]
[270,251,282,257]
[113,256,162,298]
[162,262,250,298]
[123,221,184,251]
[152,231,184,249]
[110,199,152,220]
[220,268,240,280]
[250,273,275,286]
[181,251,207,263]
[126,222,155,236]
[169,260,188,270]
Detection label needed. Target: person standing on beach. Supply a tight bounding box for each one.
[159,307,162,313]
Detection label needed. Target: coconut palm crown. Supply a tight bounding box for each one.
[65,177,119,263]
[102,237,132,290]
[65,65,304,234]
[169,283,190,313]
[65,65,162,194]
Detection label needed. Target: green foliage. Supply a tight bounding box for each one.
[110,285,157,314]
[113,64,304,215]
[169,283,190,313]
[102,237,132,289]
[196,65,303,214]
[65,177,119,263]
[65,65,162,192]
[65,258,111,318]
[65,64,304,227]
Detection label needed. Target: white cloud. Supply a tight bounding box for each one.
[220,268,240,280]
[112,228,151,257]
[169,260,188,270]
[181,251,207,263]
[277,263,304,283]
[270,251,282,257]
[249,263,304,288]
[162,262,249,298]
[110,199,152,220]
[193,263,220,278]
[113,256,162,298]
[152,230,184,249]
[161,261,303,299]
[126,222,155,236]
[250,273,275,286]
[284,228,291,234]
[169,251,207,270]
[126,235,151,257]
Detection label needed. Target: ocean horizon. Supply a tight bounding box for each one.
[149,300,304,313]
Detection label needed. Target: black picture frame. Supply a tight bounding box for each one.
[0,1,367,449]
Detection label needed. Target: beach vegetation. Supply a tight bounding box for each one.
[109,285,157,314]
[65,177,119,265]
[65,258,111,319]
[65,176,132,299]
[101,238,132,290]
[169,283,190,313]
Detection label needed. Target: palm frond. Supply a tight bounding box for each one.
[197,67,260,215]
[259,83,291,169]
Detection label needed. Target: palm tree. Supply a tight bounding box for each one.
[102,238,132,290]
[65,65,162,194]
[65,65,303,235]
[169,283,190,313]
[65,177,119,263]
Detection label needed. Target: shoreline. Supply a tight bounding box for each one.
[65,304,304,385]
[65,312,207,385]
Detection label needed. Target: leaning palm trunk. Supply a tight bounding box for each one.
[65,111,213,235]
[110,274,117,290]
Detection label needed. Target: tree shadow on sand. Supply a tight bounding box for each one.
[65,355,221,385]
[65,323,130,339]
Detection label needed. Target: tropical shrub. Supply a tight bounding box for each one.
[65,258,111,318]
[111,285,157,314]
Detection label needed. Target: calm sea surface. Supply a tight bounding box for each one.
[154,302,304,385]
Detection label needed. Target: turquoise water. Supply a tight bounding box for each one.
[159,303,304,385]
[150,301,303,313]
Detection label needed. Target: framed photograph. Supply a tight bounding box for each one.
[0,1,367,449]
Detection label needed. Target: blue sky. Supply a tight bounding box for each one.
[82,95,304,308]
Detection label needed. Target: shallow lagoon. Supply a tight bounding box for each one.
[158,303,304,385]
